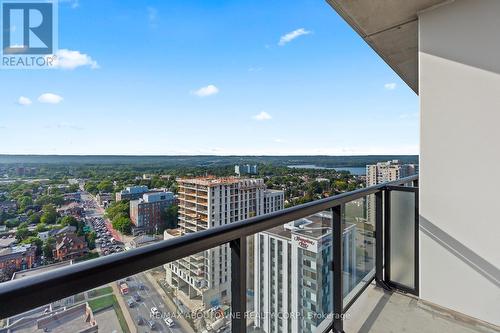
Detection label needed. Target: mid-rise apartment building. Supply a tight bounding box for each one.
[165,177,284,311]
[130,191,175,234]
[253,214,356,333]
[366,160,418,223]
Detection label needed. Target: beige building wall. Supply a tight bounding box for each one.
[419,0,500,326]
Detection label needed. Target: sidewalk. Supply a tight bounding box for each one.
[144,272,195,333]
[111,283,137,333]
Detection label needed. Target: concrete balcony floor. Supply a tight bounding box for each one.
[345,283,500,333]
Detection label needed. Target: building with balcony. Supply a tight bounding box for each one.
[366,160,418,222]
[254,216,357,333]
[1,1,500,333]
[166,177,284,313]
[129,191,175,234]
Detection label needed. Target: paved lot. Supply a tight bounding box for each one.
[94,307,122,333]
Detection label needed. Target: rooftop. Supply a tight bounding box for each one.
[11,261,73,280]
[0,303,97,333]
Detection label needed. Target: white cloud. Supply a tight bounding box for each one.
[52,49,99,70]
[17,96,32,106]
[278,28,311,46]
[273,138,286,143]
[384,82,397,90]
[38,93,63,104]
[253,111,272,121]
[192,85,219,97]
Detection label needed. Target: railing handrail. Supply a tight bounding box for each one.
[0,175,417,319]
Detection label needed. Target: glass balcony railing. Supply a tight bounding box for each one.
[0,175,418,333]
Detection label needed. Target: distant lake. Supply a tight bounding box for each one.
[288,164,366,175]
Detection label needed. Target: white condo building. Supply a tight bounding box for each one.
[165,177,284,311]
[253,213,357,333]
[366,160,417,223]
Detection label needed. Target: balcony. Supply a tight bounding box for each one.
[0,176,498,333]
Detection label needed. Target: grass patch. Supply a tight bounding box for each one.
[88,294,114,312]
[88,286,113,298]
[88,294,130,333]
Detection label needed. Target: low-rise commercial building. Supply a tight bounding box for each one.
[115,185,149,201]
[0,245,36,276]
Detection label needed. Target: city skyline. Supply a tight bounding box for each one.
[0,0,418,155]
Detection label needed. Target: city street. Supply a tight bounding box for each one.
[119,273,187,333]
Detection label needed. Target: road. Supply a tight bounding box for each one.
[119,273,186,333]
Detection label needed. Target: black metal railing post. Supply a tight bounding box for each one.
[383,189,391,282]
[230,237,247,333]
[375,190,384,284]
[332,205,344,333]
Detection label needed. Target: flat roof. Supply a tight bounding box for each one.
[12,261,73,280]
[326,0,449,93]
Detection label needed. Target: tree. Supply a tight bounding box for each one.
[85,231,96,250]
[40,204,58,224]
[105,200,130,221]
[17,196,33,212]
[28,212,41,225]
[84,182,98,195]
[59,215,78,227]
[97,180,114,193]
[16,227,32,241]
[22,236,43,256]
[34,222,48,233]
[43,237,56,260]
[112,216,132,235]
[162,205,178,229]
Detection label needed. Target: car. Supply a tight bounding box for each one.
[151,307,159,317]
[138,284,145,290]
[164,318,175,327]
[147,320,156,329]
[127,298,134,307]
[136,316,145,325]
[133,294,141,302]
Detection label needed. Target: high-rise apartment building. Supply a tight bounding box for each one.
[165,177,284,311]
[235,164,258,176]
[253,214,357,333]
[366,160,418,222]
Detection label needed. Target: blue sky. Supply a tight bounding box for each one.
[0,0,419,155]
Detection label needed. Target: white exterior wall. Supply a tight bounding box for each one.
[419,0,500,325]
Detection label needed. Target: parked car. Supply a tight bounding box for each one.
[148,320,156,329]
[164,318,175,327]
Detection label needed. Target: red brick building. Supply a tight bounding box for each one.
[53,233,89,261]
[0,245,36,279]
